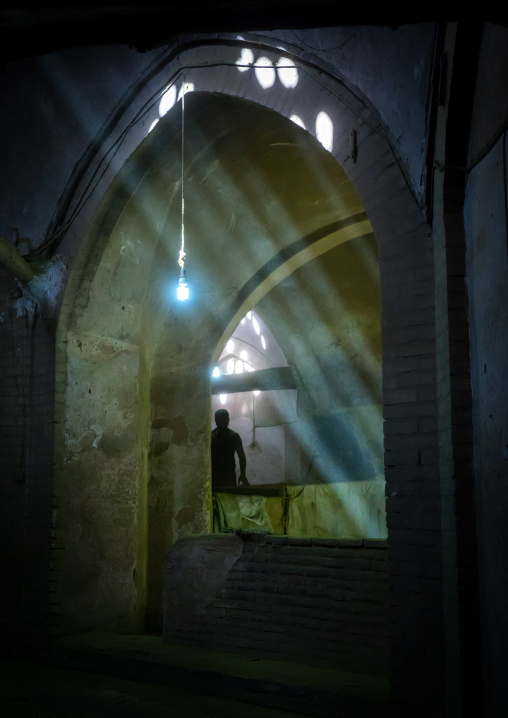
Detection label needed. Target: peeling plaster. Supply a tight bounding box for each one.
[15,255,66,318]
[119,239,140,264]
[150,441,169,456]
[174,506,195,528]
[168,415,189,446]
[90,424,104,448]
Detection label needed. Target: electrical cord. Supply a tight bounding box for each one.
[290,28,360,53]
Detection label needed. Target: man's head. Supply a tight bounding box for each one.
[214,408,230,430]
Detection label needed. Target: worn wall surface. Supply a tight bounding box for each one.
[465,23,508,716]
[58,332,146,633]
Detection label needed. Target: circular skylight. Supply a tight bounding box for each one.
[254,57,276,89]
[236,48,254,71]
[277,57,298,88]
[316,111,334,152]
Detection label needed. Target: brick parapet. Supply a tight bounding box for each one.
[165,533,389,676]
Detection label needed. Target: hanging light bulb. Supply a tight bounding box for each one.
[177,77,189,301]
[177,265,189,301]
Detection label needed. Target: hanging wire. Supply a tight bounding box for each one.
[38,38,414,259]
[179,82,186,270]
[38,39,395,258]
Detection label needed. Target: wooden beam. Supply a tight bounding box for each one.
[211,366,296,395]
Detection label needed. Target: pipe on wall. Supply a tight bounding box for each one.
[0,235,34,283]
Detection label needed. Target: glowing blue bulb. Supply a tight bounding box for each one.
[177,267,189,301]
[177,282,189,301]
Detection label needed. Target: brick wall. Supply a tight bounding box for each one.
[0,265,56,655]
[164,533,389,676]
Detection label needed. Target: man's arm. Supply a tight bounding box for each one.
[236,445,249,485]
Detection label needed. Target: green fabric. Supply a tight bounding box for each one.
[214,478,387,539]
[214,492,284,534]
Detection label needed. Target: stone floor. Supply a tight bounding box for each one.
[1,632,391,718]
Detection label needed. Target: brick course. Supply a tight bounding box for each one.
[166,534,389,676]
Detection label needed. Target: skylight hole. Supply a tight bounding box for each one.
[159,85,176,117]
[316,111,334,152]
[236,48,254,72]
[290,115,305,129]
[254,57,276,89]
[177,82,194,101]
[277,57,298,88]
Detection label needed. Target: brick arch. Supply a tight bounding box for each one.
[51,36,411,269]
[54,38,433,439]
[53,39,439,647]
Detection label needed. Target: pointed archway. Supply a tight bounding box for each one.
[54,91,385,633]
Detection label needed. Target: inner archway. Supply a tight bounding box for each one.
[210,229,385,539]
[55,90,384,634]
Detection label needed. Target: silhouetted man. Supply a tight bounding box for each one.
[211,408,248,489]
